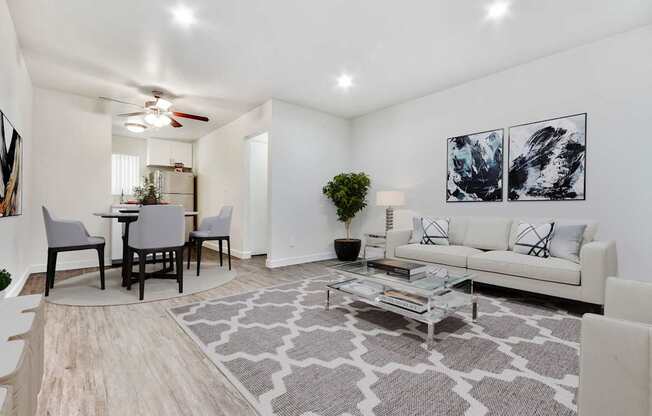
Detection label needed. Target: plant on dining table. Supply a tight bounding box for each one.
[0,269,11,293]
[133,175,161,205]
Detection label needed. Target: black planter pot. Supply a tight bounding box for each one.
[334,239,362,261]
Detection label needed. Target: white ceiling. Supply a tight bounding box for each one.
[8,0,652,141]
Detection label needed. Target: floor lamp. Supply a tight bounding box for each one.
[376,191,405,233]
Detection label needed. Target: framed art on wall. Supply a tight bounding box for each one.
[0,110,22,217]
[447,128,504,202]
[508,113,586,201]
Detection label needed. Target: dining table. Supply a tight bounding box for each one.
[94,209,199,287]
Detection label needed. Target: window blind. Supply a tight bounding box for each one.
[111,154,140,195]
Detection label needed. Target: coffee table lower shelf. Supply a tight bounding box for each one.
[325,279,478,346]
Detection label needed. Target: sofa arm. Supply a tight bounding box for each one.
[579,240,617,305]
[578,314,650,416]
[385,229,412,258]
[604,277,652,325]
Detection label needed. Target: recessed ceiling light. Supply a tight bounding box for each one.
[486,1,510,20]
[171,5,196,26]
[125,122,147,133]
[337,74,354,89]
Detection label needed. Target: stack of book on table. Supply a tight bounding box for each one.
[336,280,384,297]
[378,290,429,313]
[367,259,429,281]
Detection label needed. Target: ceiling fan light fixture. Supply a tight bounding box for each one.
[144,113,172,127]
[125,122,147,133]
[155,98,173,111]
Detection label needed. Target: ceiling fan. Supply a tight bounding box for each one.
[100,91,210,133]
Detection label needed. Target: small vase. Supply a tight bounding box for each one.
[142,197,158,205]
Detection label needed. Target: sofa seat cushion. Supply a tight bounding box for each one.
[468,251,581,285]
[395,244,483,268]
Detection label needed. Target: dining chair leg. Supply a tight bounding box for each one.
[219,239,223,267]
[97,245,106,290]
[186,241,192,270]
[139,250,146,301]
[196,239,202,276]
[49,250,58,289]
[45,248,54,297]
[227,237,231,271]
[176,247,184,293]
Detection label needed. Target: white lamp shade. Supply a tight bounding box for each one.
[376,190,405,207]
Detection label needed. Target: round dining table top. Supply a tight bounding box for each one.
[93,211,198,220]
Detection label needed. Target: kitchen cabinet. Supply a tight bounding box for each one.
[146,138,193,168]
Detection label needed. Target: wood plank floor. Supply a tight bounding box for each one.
[20,250,335,416]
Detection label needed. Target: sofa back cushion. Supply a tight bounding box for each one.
[463,217,513,250]
[448,217,468,246]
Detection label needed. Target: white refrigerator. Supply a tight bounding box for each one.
[156,170,195,241]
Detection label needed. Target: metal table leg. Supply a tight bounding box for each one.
[427,323,434,348]
[471,280,478,321]
[121,221,131,287]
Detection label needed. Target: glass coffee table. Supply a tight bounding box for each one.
[327,260,477,345]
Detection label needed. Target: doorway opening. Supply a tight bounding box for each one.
[246,132,269,257]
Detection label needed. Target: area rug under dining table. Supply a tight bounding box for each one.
[169,275,580,416]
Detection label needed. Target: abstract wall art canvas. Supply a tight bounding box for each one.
[0,110,22,217]
[447,129,503,202]
[508,113,586,201]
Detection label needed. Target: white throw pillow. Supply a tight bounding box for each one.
[410,216,423,244]
[513,222,555,258]
[419,217,450,246]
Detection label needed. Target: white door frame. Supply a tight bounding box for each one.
[243,132,270,256]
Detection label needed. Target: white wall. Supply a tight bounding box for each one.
[267,99,351,267]
[0,0,33,296]
[29,87,112,270]
[351,26,652,280]
[246,133,269,255]
[195,101,271,258]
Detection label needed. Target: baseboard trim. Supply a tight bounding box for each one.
[266,252,336,268]
[204,242,251,260]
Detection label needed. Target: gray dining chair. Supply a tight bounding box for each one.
[42,206,106,297]
[187,206,233,275]
[125,205,185,301]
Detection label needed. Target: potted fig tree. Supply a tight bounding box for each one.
[0,269,11,298]
[323,172,371,261]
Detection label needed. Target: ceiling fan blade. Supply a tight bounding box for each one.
[117,112,147,117]
[172,112,209,122]
[99,97,143,108]
[170,117,183,128]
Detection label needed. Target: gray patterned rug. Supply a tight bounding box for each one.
[169,275,579,416]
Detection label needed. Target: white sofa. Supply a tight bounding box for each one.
[579,278,652,416]
[386,216,617,305]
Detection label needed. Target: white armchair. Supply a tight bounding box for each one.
[579,277,652,416]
